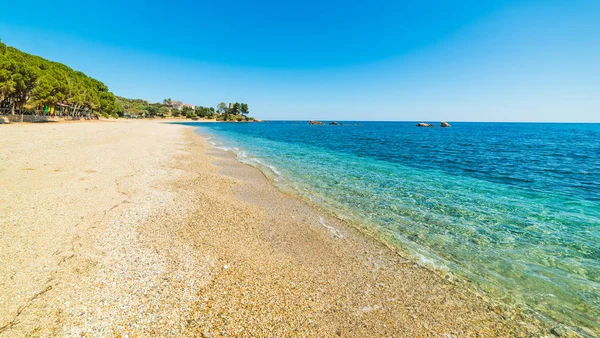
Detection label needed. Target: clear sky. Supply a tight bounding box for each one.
[1,0,599,121]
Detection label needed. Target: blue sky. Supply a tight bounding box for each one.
[1,0,599,121]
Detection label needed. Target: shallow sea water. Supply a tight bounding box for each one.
[184,121,599,335]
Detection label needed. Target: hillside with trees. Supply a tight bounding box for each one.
[115,96,217,119]
[116,97,253,121]
[0,41,121,118]
[0,41,254,121]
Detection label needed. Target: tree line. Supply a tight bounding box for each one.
[116,97,218,119]
[0,41,253,121]
[117,97,253,121]
[0,41,120,117]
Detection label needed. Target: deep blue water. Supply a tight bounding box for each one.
[185,121,599,334]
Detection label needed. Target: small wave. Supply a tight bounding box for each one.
[319,216,343,238]
[413,253,449,272]
[252,158,282,176]
[230,151,283,179]
[213,145,232,152]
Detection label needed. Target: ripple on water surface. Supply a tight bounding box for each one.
[189,121,600,335]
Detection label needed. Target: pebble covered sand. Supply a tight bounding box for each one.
[0,120,554,337]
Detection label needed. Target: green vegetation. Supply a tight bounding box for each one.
[216,101,253,121]
[116,96,220,119]
[0,40,120,117]
[0,41,255,121]
[115,97,254,121]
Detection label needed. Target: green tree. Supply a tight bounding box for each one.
[182,105,196,118]
[240,103,249,116]
[99,90,121,117]
[0,45,40,114]
[145,103,159,117]
[30,65,68,111]
[157,106,169,117]
[231,102,241,115]
[217,102,227,114]
[195,106,215,118]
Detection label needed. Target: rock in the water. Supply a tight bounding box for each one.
[441,121,451,127]
[416,123,434,127]
[308,120,325,125]
[330,121,338,125]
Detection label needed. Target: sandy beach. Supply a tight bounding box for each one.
[0,120,552,337]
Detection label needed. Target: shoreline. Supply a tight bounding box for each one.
[193,122,599,337]
[0,120,553,336]
[200,127,454,276]
[193,125,591,336]
[186,127,553,336]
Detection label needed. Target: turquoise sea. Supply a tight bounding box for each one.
[185,121,599,335]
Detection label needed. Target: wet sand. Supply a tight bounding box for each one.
[0,120,551,336]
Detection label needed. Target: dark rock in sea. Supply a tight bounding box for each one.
[308,120,325,125]
[441,121,451,127]
[416,123,434,127]
[330,121,338,125]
